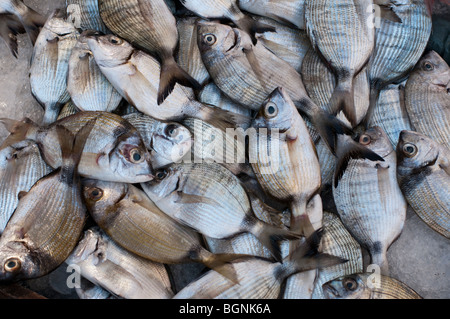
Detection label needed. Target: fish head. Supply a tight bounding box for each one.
[396,130,440,175]
[196,20,242,57]
[66,227,104,265]
[44,10,78,36]
[86,33,134,68]
[142,164,183,201]
[412,51,450,90]
[82,179,128,217]
[322,274,370,299]
[357,126,393,158]
[150,122,193,169]
[251,87,295,132]
[106,132,155,183]
[0,241,42,282]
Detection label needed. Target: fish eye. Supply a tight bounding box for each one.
[264,102,278,118]
[155,169,167,180]
[165,124,179,138]
[342,277,358,291]
[109,36,123,45]
[88,187,104,201]
[359,134,371,145]
[4,258,21,273]
[422,61,434,71]
[402,143,418,157]
[129,148,145,164]
[203,33,217,45]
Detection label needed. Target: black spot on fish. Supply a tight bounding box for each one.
[372,241,383,255]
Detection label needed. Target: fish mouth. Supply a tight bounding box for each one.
[226,28,241,52]
[322,284,340,299]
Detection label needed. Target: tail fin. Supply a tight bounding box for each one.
[0,118,37,151]
[361,87,381,130]
[158,56,202,105]
[250,219,302,263]
[18,4,46,45]
[234,15,276,45]
[55,118,96,183]
[0,14,25,58]
[199,251,250,284]
[333,134,384,188]
[329,79,357,127]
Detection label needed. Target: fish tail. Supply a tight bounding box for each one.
[286,229,348,275]
[370,244,390,276]
[55,118,96,182]
[235,15,276,45]
[333,134,384,188]
[15,2,46,45]
[158,55,202,105]
[289,200,316,238]
[361,87,381,129]
[200,252,248,284]
[0,16,25,58]
[195,103,251,132]
[0,117,38,151]
[251,218,302,263]
[329,78,357,127]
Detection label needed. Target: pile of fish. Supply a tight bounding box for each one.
[0,0,448,300]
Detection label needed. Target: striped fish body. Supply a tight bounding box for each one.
[405,51,450,149]
[67,35,123,113]
[66,227,174,299]
[396,131,450,239]
[332,127,407,274]
[323,273,422,299]
[315,137,336,187]
[0,141,53,233]
[238,0,306,29]
[66,0,111,34]
[57,100,79,120]
[368,0,432,90]
[30,12,80,125]
[371,82,412,148]
[311,212,363,299]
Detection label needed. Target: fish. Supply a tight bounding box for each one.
[85,33,248,131]
[75,278,118,299]
[66,0,111,34]
[82,179,247,283]
[238,0,306,30]
[177,0,276,44]
[249,87,322,237]
[371,81,412,148]
[311,211,364,299]
[0,13,25,58]
[197,20,352,154]
[173,230,346,299]
[0,140,53,234]
[176,16,211,88]
[97,0,201,104]
[253,15,311,73]
[304,0,375,127]
[323,273,422,299]
[57,100,79,120]
[29,10,80,125]
[396,130,450,239]
[365,0,432,127]
[0,120,94,282]
[66,227,174,299]
[404,51,450,149]
[0,0,46,46]
[67,32,123,113]
[122,112,193,169]
[0,111,154,183]
[332,126,407,275]
[141,163,301,262]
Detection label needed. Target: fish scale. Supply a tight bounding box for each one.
[66,0,110,34]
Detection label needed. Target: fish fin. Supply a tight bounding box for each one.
[0,118,37,151]
[18,5,46,45]
[234,15,276,45]
[200,252,252,284]
[158,56,202,105]
[0,15,24,58]
[175,191,221,207]
[251,219,302,263]
[17,191,28,201]
[334,135,384,188]
[309,109,353,156]
[329,79,357,127]
[242,45,268,93]
[55,118,96,183]
[376,3,403,23]
[361,88,381,130]
[196,104,251,132]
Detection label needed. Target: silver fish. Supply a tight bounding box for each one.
[29,10,80,125]
[66,227,174,299]
[333,126,407,275]
[66,0,111,34]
